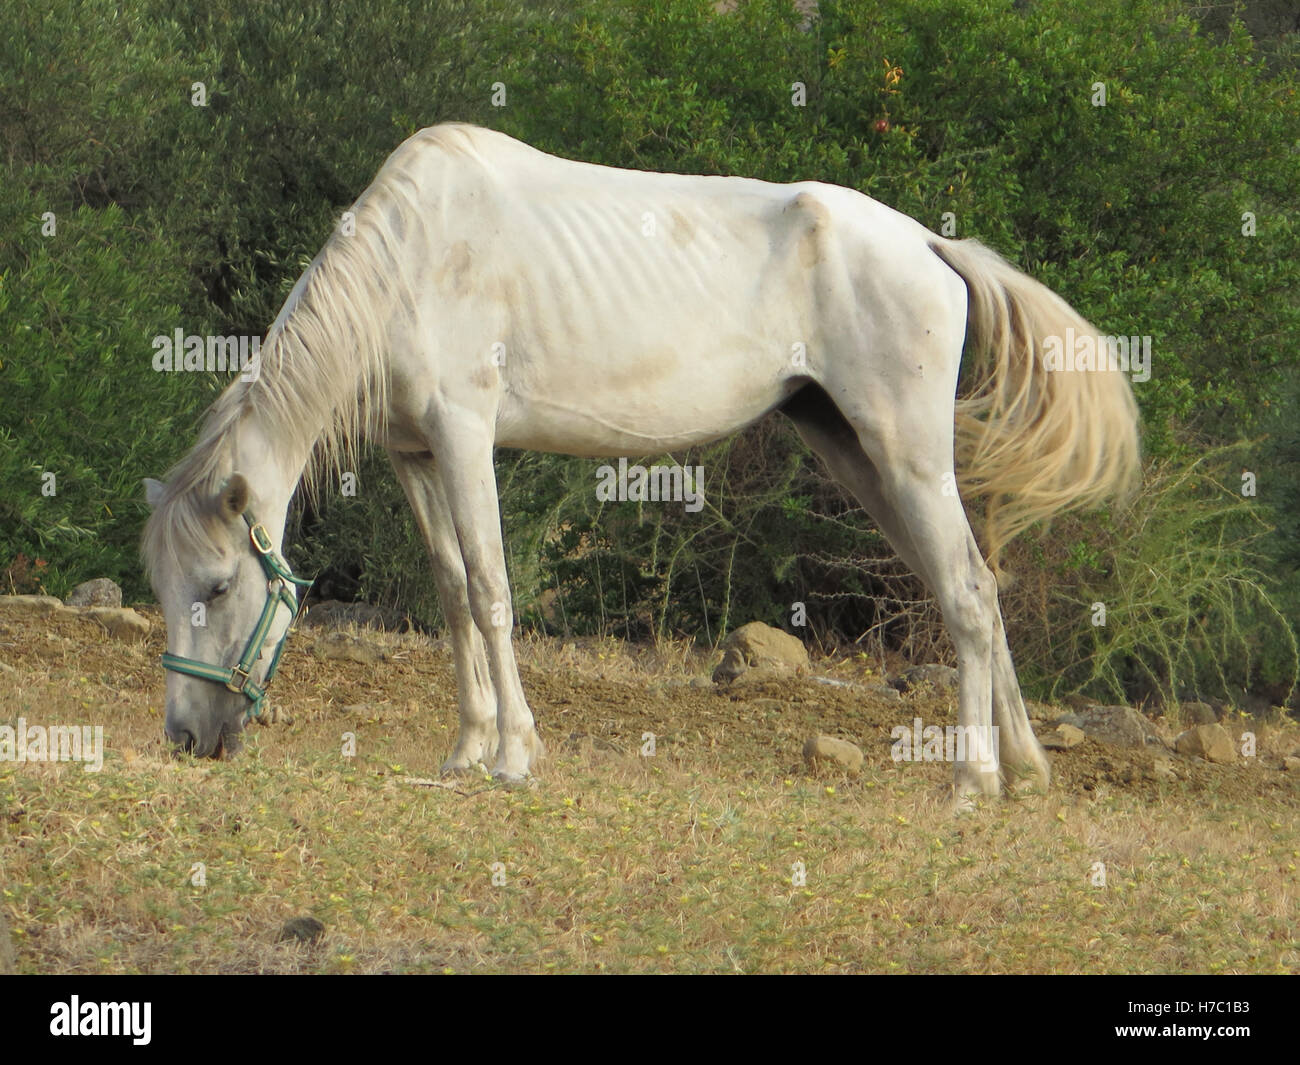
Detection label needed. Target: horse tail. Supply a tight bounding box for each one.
[929,238,1141,570]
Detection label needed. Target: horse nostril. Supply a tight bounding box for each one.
[166,727,196,753]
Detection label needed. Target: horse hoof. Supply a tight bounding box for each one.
[947,791,984,816]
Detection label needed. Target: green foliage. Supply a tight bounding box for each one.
[1004,447,1298,709]
[0,195,200,595]
[2,0,1296,710]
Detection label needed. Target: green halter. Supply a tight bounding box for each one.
[160,511,313,723]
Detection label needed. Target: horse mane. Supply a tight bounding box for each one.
[141,127,456,578]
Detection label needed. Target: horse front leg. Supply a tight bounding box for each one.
[388,450,499,772]
[423,419,544,782]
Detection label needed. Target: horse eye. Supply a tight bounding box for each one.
[208,580,231,601]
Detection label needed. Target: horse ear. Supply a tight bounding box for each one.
[219,473,251,520]
[143,478,166,509]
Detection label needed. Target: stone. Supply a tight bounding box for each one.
[1038,723,1085,750]
[890,664,960,693]
[711,647,748,685]
[0,595,72,619]
[714,622,808,684]
[728,664,794,688]
[1073,705,1162,749]
[802,735,864,774]
[1180,701,1217,726]
[64,578,122,608]
[85,607,150,643]
[1283,757,1300,772]
[688,675,714,689]
[1174,724,1237,764]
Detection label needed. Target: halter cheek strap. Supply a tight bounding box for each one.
[160,510,314,723]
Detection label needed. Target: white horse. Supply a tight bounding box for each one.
[142,123,1139,802]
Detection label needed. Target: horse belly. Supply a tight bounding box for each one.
[495,342,798,456]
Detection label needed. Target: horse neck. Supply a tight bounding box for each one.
[230,406,314,546]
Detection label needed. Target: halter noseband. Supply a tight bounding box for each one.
[160,510,313,723]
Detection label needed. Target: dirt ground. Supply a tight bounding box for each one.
[4,604,1296,806]
[2,604,1298,974]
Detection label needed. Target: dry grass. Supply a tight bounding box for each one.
[1,607,1298,974]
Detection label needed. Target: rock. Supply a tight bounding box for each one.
[890,664,959,694]
[85,607,150,643]
[278,916,325,944]
[1038,723,1085,750]
[1283,757,1300,772]
[802,735,864,774]
[688,675,714,689]
[1180,701,1217,726]
[864,682,902,703]
[1025,700,1055,720]
[1073,705,1162,749]
[64,578,122,608]
[713,622,808,684]
[711,647,748,685]
[315,632,385,665]
[1175,724,1237,764]
[728,664,793,688]
[0,595,72,619]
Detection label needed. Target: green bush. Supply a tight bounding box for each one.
[2,0,1296,711]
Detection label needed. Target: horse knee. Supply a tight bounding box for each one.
[465,572,511,634]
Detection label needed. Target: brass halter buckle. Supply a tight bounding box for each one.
[249,523,275,555]
[226,665,253,695]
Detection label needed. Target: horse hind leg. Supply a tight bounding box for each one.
[388,449,499,771]
[865,445,1000,806]
[784,390,1050,796]
[790,378,1022,807]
